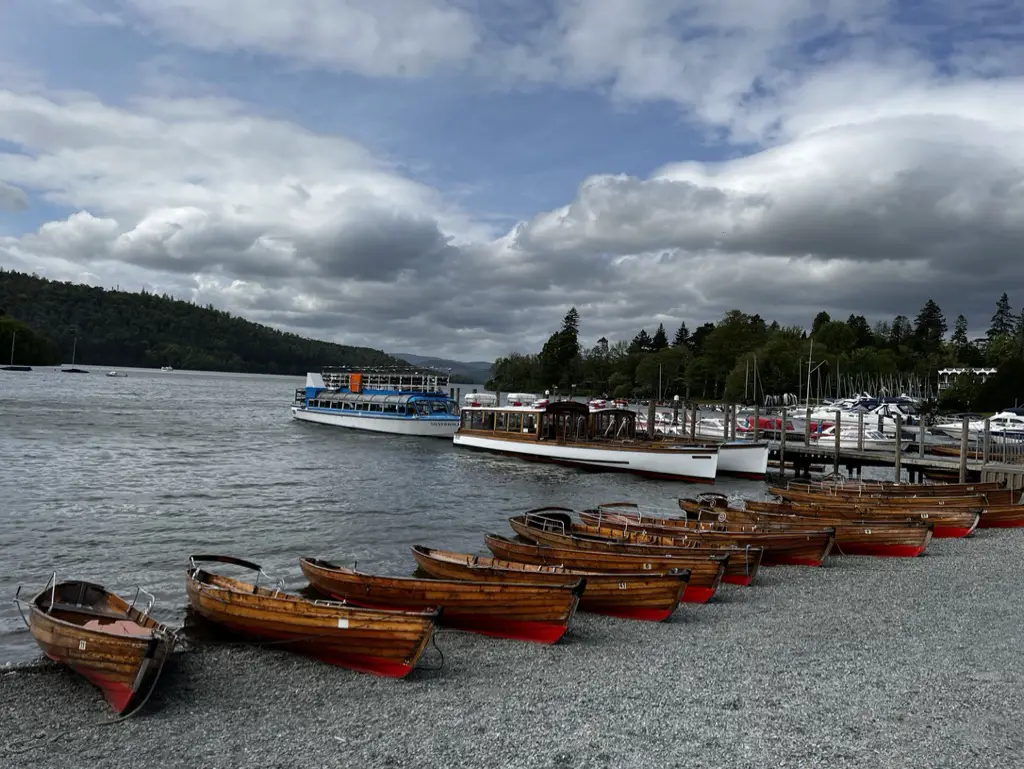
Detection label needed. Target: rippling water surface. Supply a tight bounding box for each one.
[0,367,766,663]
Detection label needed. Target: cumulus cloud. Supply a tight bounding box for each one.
[4,1,1024,358]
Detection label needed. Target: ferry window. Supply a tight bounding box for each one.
[524,415,536,432]
[483,412,495,430]
[446,402,459,416]
[469,411,484,429]
[371,403,383,412]
[496,412,507,430]
[416,402,431,416]
[508,413,522,432]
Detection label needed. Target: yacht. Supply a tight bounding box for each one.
[932,410,1024,441]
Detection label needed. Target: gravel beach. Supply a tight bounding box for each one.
[3,531,1023,769]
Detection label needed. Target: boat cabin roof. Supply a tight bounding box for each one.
[459,399,586,415]
[313,391,446,405]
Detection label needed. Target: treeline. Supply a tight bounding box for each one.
[487,297,1024,412]
[0,270,401,374]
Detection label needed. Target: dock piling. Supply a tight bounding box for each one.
[983,419,990,465]
[959,416,970,482]
[780,407,787,476]
[647,400,657,440]
[918,415,926,458]
[833,410,841,473]
[753,403,760,442]
[894,415,903,482]
[857,412,864,452]
[804,407,811,446]
[690,403,697,439]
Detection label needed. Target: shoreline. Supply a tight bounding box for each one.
[4,532,1023,769]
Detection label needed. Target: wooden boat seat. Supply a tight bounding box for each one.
[82,618,152,637]
[44,602,133,621]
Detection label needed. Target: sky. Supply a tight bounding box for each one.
[1,1,1023,361]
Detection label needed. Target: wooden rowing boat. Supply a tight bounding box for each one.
[506,506,761,585]
[300,556,583,644]
[758,494,980,538]
[783,480,1005,496]
[976,504,1024,528]
[511,509,834,568]
[483,534,728,603]
[411,546,690,622]
[596,500,931,557]
[769,486,987,508]
[673,499,933,557]
[185,555,436,678]
[15,575,176,713]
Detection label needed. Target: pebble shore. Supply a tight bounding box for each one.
[3,530,1023,769]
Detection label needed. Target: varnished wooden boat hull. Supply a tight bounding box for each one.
[300,557,582,644]
[411,546,689,621]
[781,480,1006,496]
[25,580,175,713]
[770,486,986,508]
[511,513,833,568]
[483,534,726,604]
[675,500,933,557]
[738,495,980,539]
[977,505,1024,528]
[580,508,849,556]
[185,563,436,678]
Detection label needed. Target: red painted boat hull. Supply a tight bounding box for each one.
[587,604,679,622]
[834,543,928,558]
[57,659,136,713]
[979,519,1024,529]
[932,524,977,539]
[217,620,417,678]
[326,595,570,645]
[722,574,755,586]
[681,585,716,604]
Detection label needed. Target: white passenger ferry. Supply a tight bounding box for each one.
[292,367,460,438]
[453,399,719,483]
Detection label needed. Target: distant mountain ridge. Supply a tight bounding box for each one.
[390,352,493,382]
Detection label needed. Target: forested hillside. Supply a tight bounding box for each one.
[0,270,401,374]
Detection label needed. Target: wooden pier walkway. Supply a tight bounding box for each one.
[766,440,1024,489]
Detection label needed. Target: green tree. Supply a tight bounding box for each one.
[846,314,874,348]
[890,315,912,347]
[811,311,831,335]
[629,329,653,353]
[672,322,690,347]
[988,292,1014,338]
[651,323,668,351]
[913,299,948,349]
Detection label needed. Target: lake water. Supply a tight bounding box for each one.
[0,367,768,664]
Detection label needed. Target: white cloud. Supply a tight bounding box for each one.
[117,0,479,77]
[5,2,1024,358]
